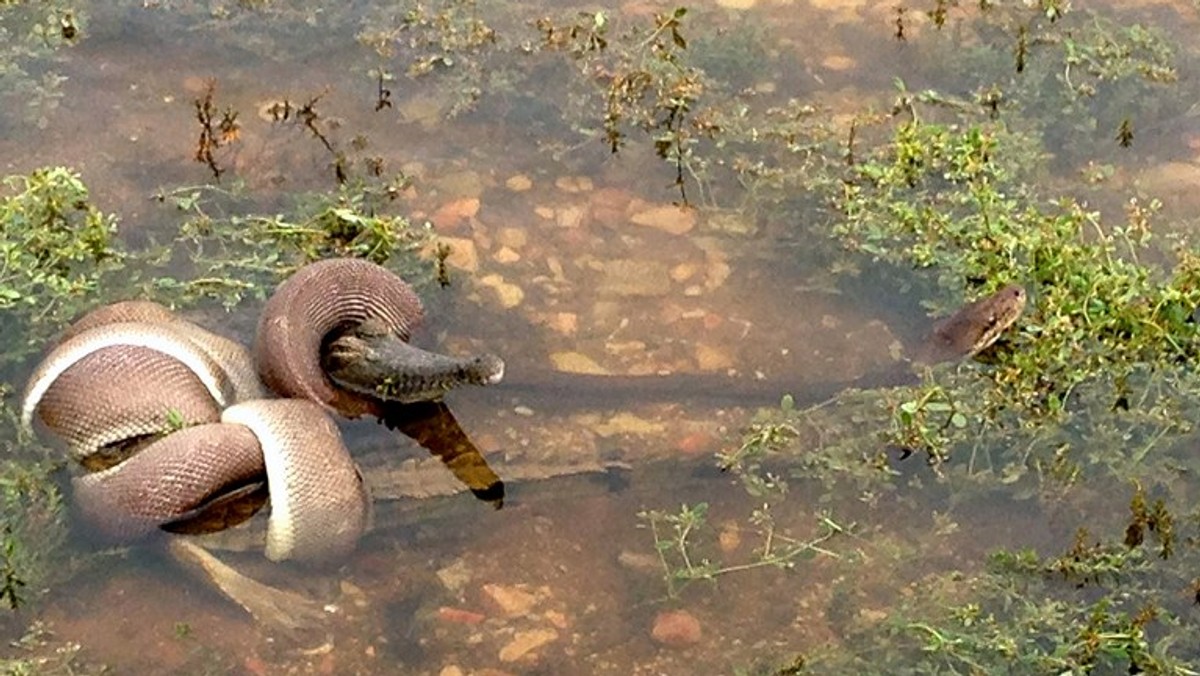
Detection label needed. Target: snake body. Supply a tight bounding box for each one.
[17,257,1021,631]
[20,258,505,564]
[256,258,427,420]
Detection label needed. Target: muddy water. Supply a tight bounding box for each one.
[3,1,1200,674]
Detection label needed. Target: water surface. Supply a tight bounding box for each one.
[3,0,1200,673]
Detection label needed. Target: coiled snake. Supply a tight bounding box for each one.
[20,257,506,626]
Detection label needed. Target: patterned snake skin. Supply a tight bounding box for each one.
[18,258,497,563]
[256,257,426,420]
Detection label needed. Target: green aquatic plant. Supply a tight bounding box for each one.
[0,1,80,130]
[698,104,1200,514]
[712,9,1200,661]
[153,177,433,309]
[357,0,505,118]
[0,525,27,610]
[0,620,94,674]
[909,1,1179,167]
[534,7,710,203]
[835,111,1200,422]
[0,165,433,349]
[0,167,125,371]
[0,457,67,611]
[784,481,1200,673]
[637,501,854,599]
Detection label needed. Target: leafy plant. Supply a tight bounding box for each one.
[0,457,66,611]
[0,168,125,371]
[153,177,433,309]
[638,502,853,599]
[0,1,80,130]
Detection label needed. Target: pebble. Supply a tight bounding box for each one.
[716,0,756,7]
[543,610,569,629]
[437,560,472,594]
[431,198,480,233]
[675,431,717,456]
[479,274,525,308]
[651,610,702,647]
[433,170,484,199]
[254,99,287,122]
[859,608,889,624]
[822,55,857,71]
[244,656,270,676]
[493,246,521,264]
[549,351,609,375]
[339,580,369,608]
[440,666,467,676]
[436,237,479,272]
[513,405,535,416]
[605,340,647,357]
[506,174,533,192]
[498,628,559,663]
[599,259,672,297]
[555,204,588,229]
[617,550,661,573]
[555,175,594,193]
[718,521,742,553]
[590,187,633,226]
[544,312,578,336]
[534,206,556,220]
[593,412,665,438]
[809,0,867,11]
[629,202,696,235]
[437,607,487,625]
[400,161,428,180]
[398,96,443,128]
[670,262,700,283]
[496,227,528,249]
[705,259,731,291]
[694,342,735,371]
[1139,162,1200,207]
[706,211,756,235]
[181,76,210,94]
[481,583,541,617]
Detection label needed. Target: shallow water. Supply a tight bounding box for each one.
[3,0,1200,674]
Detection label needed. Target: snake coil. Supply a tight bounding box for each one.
[20,257,504,563]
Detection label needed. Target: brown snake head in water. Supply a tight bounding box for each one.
[926,284,1027,362]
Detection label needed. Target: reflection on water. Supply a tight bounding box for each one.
[4,0,1200,673]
